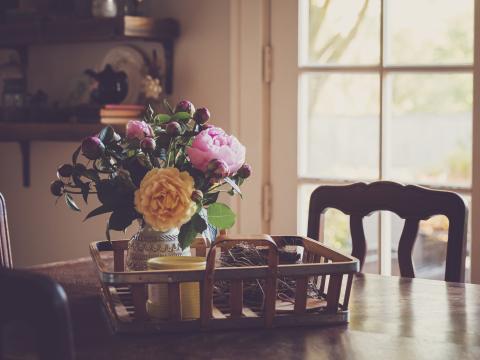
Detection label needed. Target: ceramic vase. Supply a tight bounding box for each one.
[126,225,190,271]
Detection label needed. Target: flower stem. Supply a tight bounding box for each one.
[207,181,227,193]
[63,190,98,195]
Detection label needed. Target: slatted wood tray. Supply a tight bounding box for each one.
[89,235,359,333]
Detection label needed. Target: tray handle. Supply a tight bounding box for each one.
[201,234,279,328]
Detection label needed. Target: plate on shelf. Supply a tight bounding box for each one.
[100,46,147,104]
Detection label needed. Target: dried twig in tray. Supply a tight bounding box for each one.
[213,243,323,309]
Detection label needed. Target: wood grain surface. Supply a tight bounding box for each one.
[32,259,480,360]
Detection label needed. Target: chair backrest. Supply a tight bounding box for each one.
[0,193,12,268]
[307,181,468,282]
[0,268,75,360]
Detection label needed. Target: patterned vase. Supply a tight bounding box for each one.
[126,225,191,271]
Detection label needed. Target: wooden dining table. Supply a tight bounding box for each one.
[32,257,480,360]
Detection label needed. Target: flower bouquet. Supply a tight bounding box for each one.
[50,100,250,269]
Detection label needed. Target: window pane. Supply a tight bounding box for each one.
[298,184,353,252]
[415,215,449,280]
[389,213,448,279]
[303,0,381,65]
[362,212,379,274]
[299,73,379,179]
[390,195,470,281]
[465,195,472,282]
[298,183,318,235]
[298,183,378,274]
[385,0,473,65]
[384,73,472,187]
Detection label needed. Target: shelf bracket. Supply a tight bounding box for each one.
[163,39,174,95]
[19,141,30,187]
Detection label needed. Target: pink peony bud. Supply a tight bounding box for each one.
[126,120,154,140]
[140,137,156,153]
[57,164,73,178]
[193,107,210,124]
[191,189,203,203]
[50,180,64,196]
[237,163,252,179]
[81,136,105,160]
[174,100,195,116]
[166,121,182,136]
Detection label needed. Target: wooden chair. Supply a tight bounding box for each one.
[0,268,75,360]
[0,192,12,268]
[307,181,468,282]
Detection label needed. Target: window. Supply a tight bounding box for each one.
[297,0,474,278]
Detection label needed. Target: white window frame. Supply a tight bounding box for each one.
[296,0,479,278]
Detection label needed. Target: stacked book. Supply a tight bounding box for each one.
[123,17,180,38]
[100,104,144,125]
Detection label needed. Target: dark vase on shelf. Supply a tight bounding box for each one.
[85,64,128,105]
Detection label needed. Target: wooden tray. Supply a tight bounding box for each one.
[89,235,359,333]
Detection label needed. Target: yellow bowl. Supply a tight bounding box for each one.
[147,256,206,270]
[147,256,206,320]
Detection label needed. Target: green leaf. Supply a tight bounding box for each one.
[65,193,80,212]
[224,177,242,198]
[175,151,187,168]
[108,207,137,231]
[155,132,171,148]
[98,126,114,143]
[154,113,171,124]
[83,169,100,182]
[198,208,217,242]
[146,104,155,121]
[156,147,167,162]
[109,149,126,162]
[178,221,198,250]
[97,178,135,208]
[176,120,188,134]
[163,99,174,114]
[203,191,219,206]
[171,112,191,121]
[80,182,90,203]
[199,207,207,218]
[72,145,81,165]
[207,203,236,229]
[205,222,218,242]
[84,204,112,221]
[136,153,153,169]
[191,213,207,233]
[72,174,83,188]
[126,149,138,158]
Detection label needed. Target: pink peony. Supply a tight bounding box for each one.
[187,127,246,174]
[126,120,154,140]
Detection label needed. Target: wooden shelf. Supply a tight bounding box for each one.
[0,16,180,46]
[0,16,180,94]
[0,122,126,187]
[0,122,124,142]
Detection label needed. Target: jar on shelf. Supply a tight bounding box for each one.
[2,78,25,107]
[91,0,118,18]
[2,78,26,122]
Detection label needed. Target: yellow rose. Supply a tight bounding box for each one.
[134,168,196,231]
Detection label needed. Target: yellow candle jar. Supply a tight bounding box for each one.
[146,256,206,320]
